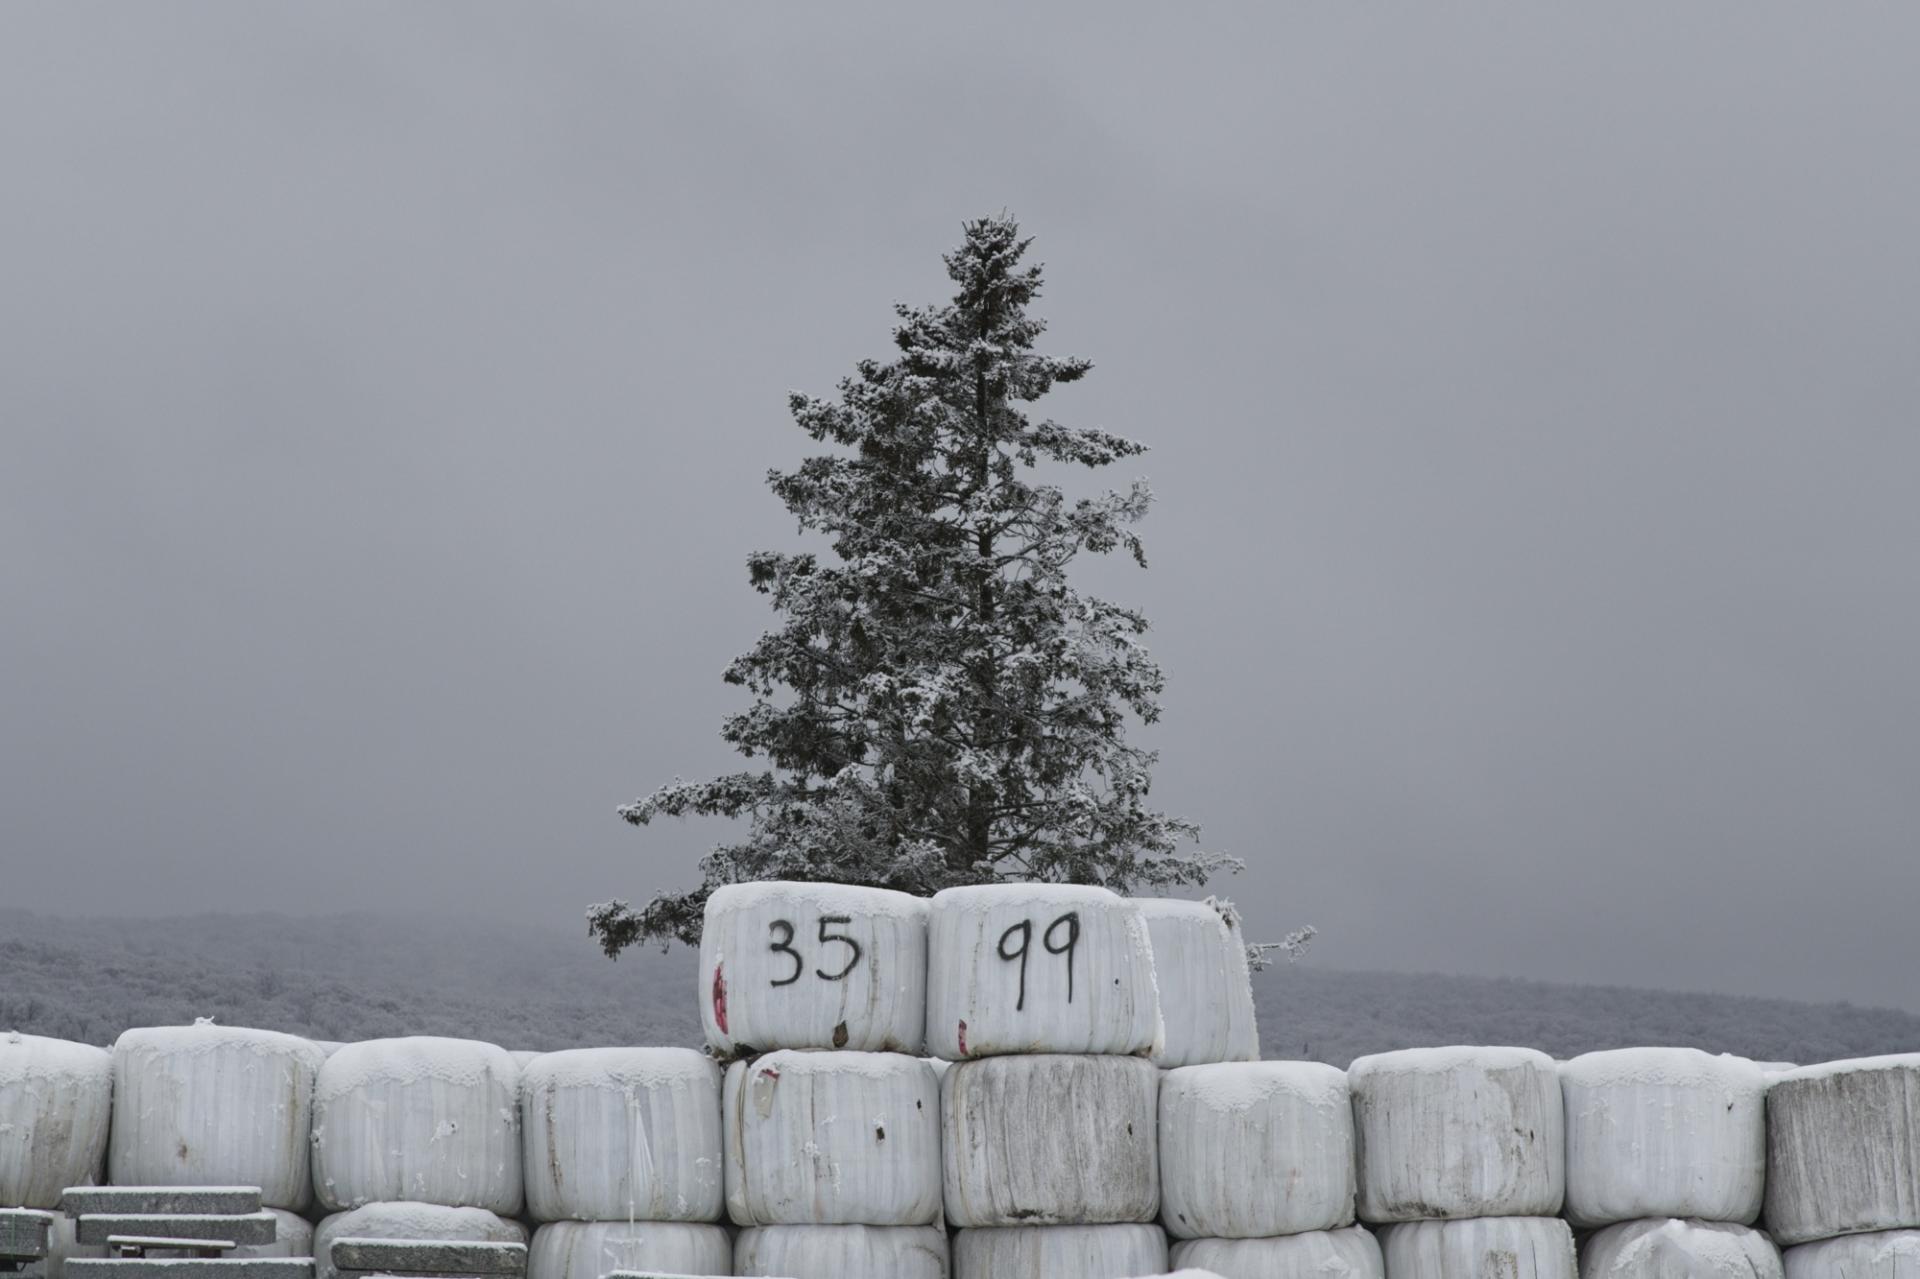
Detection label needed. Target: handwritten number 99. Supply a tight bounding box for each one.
[767,916,864,987]
[997,910,1081,1011]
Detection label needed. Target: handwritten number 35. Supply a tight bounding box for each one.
[768,916,864,987]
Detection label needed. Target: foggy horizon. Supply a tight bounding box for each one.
[5,7,1918,1017]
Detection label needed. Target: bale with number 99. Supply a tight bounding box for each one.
[700,881,930,1056]
[926,883,1162,1059]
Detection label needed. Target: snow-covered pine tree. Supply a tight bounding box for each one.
[590,215,1235,953]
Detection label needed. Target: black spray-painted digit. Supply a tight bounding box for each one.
[997,919,1034,1011]
[768,918,804,987]
[815,915,863,981]
[1043,910,1081,1004]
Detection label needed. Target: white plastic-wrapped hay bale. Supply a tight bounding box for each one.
[228,1210,314,1261]
[1136,899,1259,1068]
[1767,1055,1920,1244]
[312,1036,522,1214]
[1580,1219,1782,1279]
[1378,1217,1577,1279]
[523,1047,722,1223]
[109,1023,323,1210]
[1782,1230,1920,1279]
[314,1202,525,1279]
[0,1032,112,1210]
[701,881,929,1056]
[1560,1048,1765,1228]
[927,884,1160,1060]
[1159,1061,1353,1238]
[735,1223,948,1278]
[952,1224,1167,1279]
[1349,1046,1564,1223]
[528,1221,731,1279]
[1173,1227,1385,1279]
[510,1050,543,1068]
[313,1041,345,1057]
[724,1051,939,1226]
[942,1053,1159,1227]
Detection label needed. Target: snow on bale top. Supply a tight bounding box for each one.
[1772,1052,1920,1085]
[114,1022,325,1066]
[1561,1047,1765,1091]
[1163,1060,1347,1113]
[706,880,929,919]
[0,1031,112,1082]
[316,1036,517,1098]
[518,1046,713,1092]
[932,881,1134,910]
[1349,1044,1556,1078]
[1132,897,1228,922]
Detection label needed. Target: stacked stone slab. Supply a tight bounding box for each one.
[704,882,940,1279]
[60,1187,312,1279]
[1766,1054,1920,1279]
[1350,1046,1574,1279]
[1160,1062,1377,1279]
[1561,1048,1778,1279]
[522,1048,728,1279]
[931,883,1168,1279]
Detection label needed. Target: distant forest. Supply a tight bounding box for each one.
[2,908,1914,1067]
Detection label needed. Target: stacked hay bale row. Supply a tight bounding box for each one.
[704,882,942,1279]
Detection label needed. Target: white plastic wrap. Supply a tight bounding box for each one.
[1782,1230,1920,1279]
[1349,1046,1564,1222]
[1173,1228,1385,1279]
[724,1051,940,1226]
[942,1053,1159,1228]
[1377,1217,1577,1279]
[701,882,929,1056]
[0,1032,112,1210]
[1580,1219,1782,1279]
[109,1023,324,1210]
[522,1047,723,1223]
[313,1202,525,1279]
[927,884,1161,1060]
[952,1224,1168,1279]
[735,1223,948,1278]
[1560,1048,1765,1228]
[1136,899,1259,1068]
[1766,1055,1920,1245]
[229,1210,314,1261]
[1159,1061,1353,1239]
[312,1036,522,1214]
[527,1221,730,1279]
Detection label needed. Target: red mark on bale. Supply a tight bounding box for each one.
[712,962,729,1035]
[957,1019,968,1056]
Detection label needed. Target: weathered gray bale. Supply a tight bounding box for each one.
[735,1223,949,1278]
[527,1223,729,1279]
[110,1024,324,1211]
[312,1037,521,1214]
[1135,899,1259,1069]
[1377,1218,1577,1279]
[1579,1219,1781,1279]
[1561,1048,1766,1228]
[1159,1061,1353,1239]
[521,1047,722,1223]
[0,1034,113,1211]
[951,1224,1167,1279]
[1172,1227,1384,1279]
[312,1203,524,1279]
[942,1054,1159,1227]
[1766,1055,1920,1245]
[927,884,1161,1059]
[724,1051,941,1226]
[701,882,929,1056]
[1782,1230,1920,1279]
[1349,1046,1564,1222]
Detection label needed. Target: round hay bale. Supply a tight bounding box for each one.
[1766,1055,1920,1245]
[1350,1046,1564,1222]
[1160,1060,1353,1239]
[1560,1048,1765,1228]
[527,1221,730,1279]
[522,1047,722,1223]
[1136,899,1259,1068]
[701,882,929,1055]
[1377,1217,1576,1279]
[1782,1230,1920,1279]
[723,1050,940,1226]
[735,1223,949,1278]
[1172,1227,1384,1279]
[951,1224,1167,1279]
[0,1032,112,1210]
[1580,1219,1781,1279]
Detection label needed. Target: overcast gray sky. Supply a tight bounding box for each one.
[4,5,1917,1012]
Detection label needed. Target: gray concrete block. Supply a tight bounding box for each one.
[81,1217,278,1247]
[327,1240,525,1278]
[66,1260,312,1279]
[61,1193,263,1219]
[0,1212,55,1261]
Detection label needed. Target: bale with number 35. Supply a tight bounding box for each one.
[925,882,1162,1059]
[699,881,930,1056]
